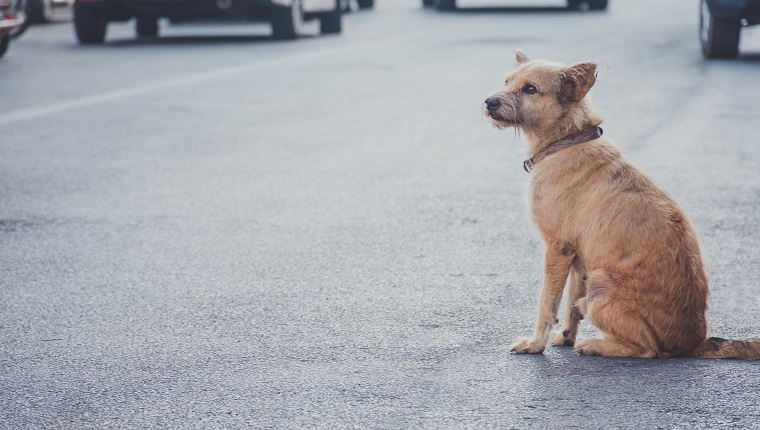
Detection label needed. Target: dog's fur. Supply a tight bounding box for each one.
[484,50,760,359]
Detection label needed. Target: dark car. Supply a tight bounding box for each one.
[73,0,342,44]
[1,0,27,59]
[700,0,760,58]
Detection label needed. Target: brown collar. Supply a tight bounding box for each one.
[523,126,603,173]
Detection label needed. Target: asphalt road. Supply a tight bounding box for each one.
[2,0,760,428]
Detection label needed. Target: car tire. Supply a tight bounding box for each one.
[435,0,456,11]
[567,0,607,10]
[700,0,741,58]
[74,7,107,44]
[422,0,434,6]
[357,0,373,9]
[136,17,159,38]
[587,0,607,10]
[271,0,302,40]
[0,35,10,59]
[320,1,342,34]
[29,0,55,24]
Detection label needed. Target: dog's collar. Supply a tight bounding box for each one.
[523,126,603,173]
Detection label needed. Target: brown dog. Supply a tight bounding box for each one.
[484,50,760,359]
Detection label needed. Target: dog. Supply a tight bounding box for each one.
[483,50,760,359]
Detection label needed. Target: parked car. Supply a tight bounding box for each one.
[423,0,607,11]
[700,0,760,58]
[73,0,342,44]
[1,0,27,59]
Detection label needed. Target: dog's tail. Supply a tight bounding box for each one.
[688,337,760,360]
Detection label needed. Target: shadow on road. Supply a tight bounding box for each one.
[105,34,319,47]
[426,6,583,14]
[738,52,760,62]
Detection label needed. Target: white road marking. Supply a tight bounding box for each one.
[0,29,436,126]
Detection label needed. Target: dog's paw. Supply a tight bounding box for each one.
[575,339,601,356]
[510,337,546,354]
[551,329,576,347]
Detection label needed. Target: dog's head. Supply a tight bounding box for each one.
[484,50,599,135]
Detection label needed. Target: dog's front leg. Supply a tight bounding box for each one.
[512,241,576,354]
[551,268,586,347]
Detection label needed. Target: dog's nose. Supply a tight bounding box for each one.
[485,97,501,111]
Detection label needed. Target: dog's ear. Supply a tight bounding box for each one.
[560,62,597,103]
[515,49,530,65]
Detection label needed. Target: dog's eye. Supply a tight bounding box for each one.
[522,84,538,95]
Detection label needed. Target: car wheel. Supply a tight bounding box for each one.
[271,0,302,40]
[700,0,741,58]
[74,7,107,44]
[0,35,10,59]
[320,0,342,34]
[357,0,373,9]
[587,0,607,10]
[422,0,434,6]
[136,17,159,38]
[435,0,456,11]
[29,0,55,24]
[567,0,606,10]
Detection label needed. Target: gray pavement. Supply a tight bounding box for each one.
[2,0,760,428]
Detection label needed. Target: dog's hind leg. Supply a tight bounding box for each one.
[575,338,657,358]
[552,267,586,347]
[574,269,661,358]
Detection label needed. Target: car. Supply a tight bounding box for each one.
[422,0,608,11]
[1,0,27,59]
[700,0,760,58]
[72,0,342,44]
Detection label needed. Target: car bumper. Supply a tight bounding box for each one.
[0,14,25,32]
